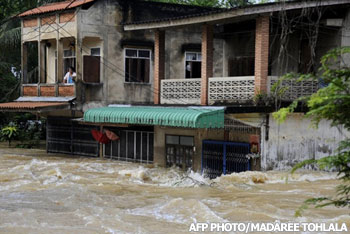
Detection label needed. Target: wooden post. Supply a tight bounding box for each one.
[100,125,104,158]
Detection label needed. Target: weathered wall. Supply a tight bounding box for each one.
[154,126,224,171]
[261,113,350,170]
[165,27,223,79]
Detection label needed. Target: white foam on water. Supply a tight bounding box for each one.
[128,197,226,225]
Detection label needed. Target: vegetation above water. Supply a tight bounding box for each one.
[274,47,350,215]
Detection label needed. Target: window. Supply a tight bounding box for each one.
[91,48,100,56]
[185,51,201,78]
[165,135,194,169]
[125,48,151,83]
[63,49,76,76]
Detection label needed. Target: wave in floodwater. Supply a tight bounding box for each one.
[0,150,348,234]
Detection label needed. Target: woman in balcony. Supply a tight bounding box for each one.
[64,67,76,84]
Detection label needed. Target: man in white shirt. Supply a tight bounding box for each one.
[64,66,76,84]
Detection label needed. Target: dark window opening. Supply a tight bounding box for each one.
[228,56,255,76]
[125,48,151,83]
[298,39,314,74]
[185,52,201,78]
[63,49,76,80]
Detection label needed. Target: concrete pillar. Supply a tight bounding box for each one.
[201,24,213,106]
[39,41,46,83]
[154,30,165,105]
[21,43,28,84]
[57,39,64,83]
[254,15,270,94]
[75,38,82,82]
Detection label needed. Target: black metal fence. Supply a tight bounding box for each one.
[202,140,251,179]
[47,118,99,157]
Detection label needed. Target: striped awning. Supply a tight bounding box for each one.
[83,106,224,128]
[0,102,69,112]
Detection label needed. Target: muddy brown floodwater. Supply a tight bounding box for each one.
[0,148,349,234]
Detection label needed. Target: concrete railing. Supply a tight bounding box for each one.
[268,76,319,101]
[160,78,201,105]
[159,76,319,105]
[208,76,255,104]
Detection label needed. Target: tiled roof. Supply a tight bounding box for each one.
[0,102,69,110]
[19,0,95,17]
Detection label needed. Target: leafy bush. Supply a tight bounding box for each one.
[0,124,18,146]
[273,47,350,215]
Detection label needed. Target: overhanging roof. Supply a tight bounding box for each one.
[83,106,224,128]
[0,102,70,112]
[124,0,350,31]
[19,0,96,17]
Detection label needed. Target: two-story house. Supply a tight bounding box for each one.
[1,0,350,178]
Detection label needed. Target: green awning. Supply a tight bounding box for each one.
[83,106,224,128]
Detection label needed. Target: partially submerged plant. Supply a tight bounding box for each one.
[1,124,18,146]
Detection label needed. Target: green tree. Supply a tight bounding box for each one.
[273,47,350,215]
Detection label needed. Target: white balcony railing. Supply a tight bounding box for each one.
[208,76,255,104]
[161,78,201,105]
[160,76,319,105]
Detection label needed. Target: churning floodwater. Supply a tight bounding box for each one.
[0,148,349,234]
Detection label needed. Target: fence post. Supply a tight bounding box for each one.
[223,143,226,175]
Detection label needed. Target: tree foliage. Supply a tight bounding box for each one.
[147,0,272,8]
[273,47,350,215]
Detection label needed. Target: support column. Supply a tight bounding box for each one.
[201,24,213,106]
[57,39,64,83]
[154,30,165,105]
[254,15,270,94]
[21,43,28,84]
[39,41,46,83]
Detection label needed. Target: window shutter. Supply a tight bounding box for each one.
[83,55,100,83]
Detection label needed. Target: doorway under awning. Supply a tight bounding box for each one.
[83,106,225,128]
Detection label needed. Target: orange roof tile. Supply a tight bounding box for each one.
[0,102,69,110]
[19,0,95,17]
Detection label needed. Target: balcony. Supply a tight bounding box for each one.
[161,79,201,105]
[22,84,75,97]
[160,76,318,105]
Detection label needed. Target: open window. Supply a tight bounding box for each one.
[83,47,101,83]
[63,49,76,76]
[185,52,201,78]
[124,48,151,83]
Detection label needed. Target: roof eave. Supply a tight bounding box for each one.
[124,0,350,31]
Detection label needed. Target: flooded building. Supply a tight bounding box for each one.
[0,0,350,176]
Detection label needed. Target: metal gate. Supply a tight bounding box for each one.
[202,140,251,179]
[47,118,99,157]
[104,128,154,163]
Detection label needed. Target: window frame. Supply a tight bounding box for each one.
[90,47,101,56]
[184,51,202,79]
[124,48,152,84]
[63,49,76,85]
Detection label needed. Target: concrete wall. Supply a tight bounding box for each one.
[261,113,350,170]
[154,126,224,172]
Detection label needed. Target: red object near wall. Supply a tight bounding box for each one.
[91,130,110,144]
[105,129,119,141]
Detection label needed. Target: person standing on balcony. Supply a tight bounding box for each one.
[64,67,76,84]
